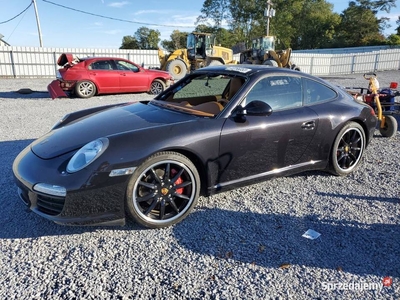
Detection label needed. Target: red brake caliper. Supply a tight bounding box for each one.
[171,169,183,194]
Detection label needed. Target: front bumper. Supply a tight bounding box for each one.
[13,145,129,226]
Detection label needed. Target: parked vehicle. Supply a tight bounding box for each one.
[238,35,300,70]
[48,53,174,99]
[346,72,399,138]
[14,65,377,228]
[158,32,237,80]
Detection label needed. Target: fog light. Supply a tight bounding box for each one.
[33,183,66,197]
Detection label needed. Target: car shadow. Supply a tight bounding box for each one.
[0,91,51,99]
[173,207,399,277]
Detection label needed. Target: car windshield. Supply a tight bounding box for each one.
[151,72,247,117]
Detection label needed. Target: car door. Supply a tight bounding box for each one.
[218,74,319,184]
[87,60,119,93]
[114,60,148,92]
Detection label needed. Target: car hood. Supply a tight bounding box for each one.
[31,102,194,159]
[144,68,171,76]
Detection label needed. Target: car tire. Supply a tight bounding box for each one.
[379,115,397,138]
[263,59,279,67]
[149,79,165,95]
[207,60,223,66]
[166,59,187,81]
[126,151,200,228]
[75,80,96,98]
[329,121,365,176]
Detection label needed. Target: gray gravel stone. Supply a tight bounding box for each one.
[0,71,399,299]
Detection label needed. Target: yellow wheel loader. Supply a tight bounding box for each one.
[158,32,237,80]
[239,36,300,71]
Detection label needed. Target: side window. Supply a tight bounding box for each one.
[90,60,113,70]
[304,78,337,104]
[115,60,139,72]
[245,76,302,110]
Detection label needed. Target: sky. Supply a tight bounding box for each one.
[0,0,399,49]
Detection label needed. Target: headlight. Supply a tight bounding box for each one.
[67,138,109,173]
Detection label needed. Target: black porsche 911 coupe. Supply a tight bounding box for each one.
[13,65,377,228]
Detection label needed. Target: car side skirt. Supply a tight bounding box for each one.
[210,159,325,193]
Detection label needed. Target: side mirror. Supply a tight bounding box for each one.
[241,100,273,116]
[232,100,272,122]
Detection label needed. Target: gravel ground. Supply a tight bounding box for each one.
[0,71,399,299]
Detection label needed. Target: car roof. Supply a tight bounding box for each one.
[192,64,302,77]
[80,57,130,61]
[193,65,334,86]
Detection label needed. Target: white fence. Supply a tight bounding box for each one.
[0,46,399,78]
[0,47,161,78]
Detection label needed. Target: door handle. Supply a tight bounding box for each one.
[120,73,126,76]
[301,120,316,130]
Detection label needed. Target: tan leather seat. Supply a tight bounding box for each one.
[193,102,224,115]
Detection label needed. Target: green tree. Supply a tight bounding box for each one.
[334,2,385,47]
[228,0,265,47]
[120,35,139,49]
[161,30,189,51]
[196,0,230,29]
[120,27,161,49]
[135,27,161,49]
[387,34,400,45]
[291,0,341,49]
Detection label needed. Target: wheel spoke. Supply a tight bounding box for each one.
[136,193,155,203]
[171,168,185,183]
[173,192,190,200]
[337,153,345,163]
[340,156,348,168]
[164,163,171,181]
[174,180,192,190]
[138,180,156,190]
[169,199,180,213]
[159,199,166,220]
[144,198,159,216]
[352,135,361,144]
[149,168,162,184]
[350,130,359,142]
[348,152,357,163]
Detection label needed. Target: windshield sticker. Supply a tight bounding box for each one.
[225,66,252,73]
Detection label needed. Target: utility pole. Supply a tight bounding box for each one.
[265,0,275,36]
[32,0,43,47]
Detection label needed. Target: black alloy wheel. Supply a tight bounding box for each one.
[126,152,200,228]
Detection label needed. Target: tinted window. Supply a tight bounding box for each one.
[90,60,113,70]
[303,78,337,104]
[115,60,139,72]
[245,75,302,110]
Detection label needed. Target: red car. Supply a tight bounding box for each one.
[48,53,174,99]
